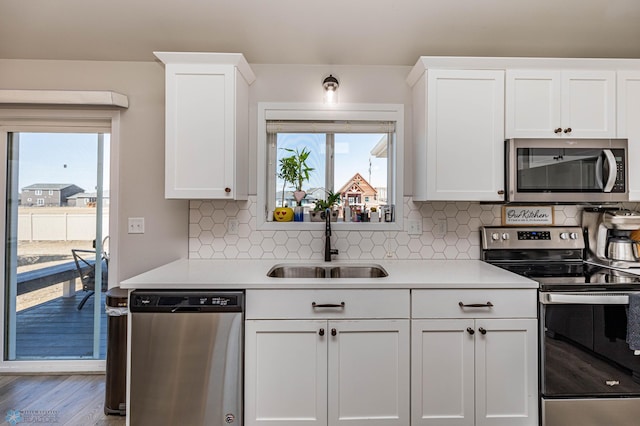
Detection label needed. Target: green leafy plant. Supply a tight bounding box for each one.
[277,147,314,207]
[314,190,341,211]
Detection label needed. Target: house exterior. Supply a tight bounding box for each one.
[66,191,110,207]
[336,173,380,208]
[20,184,84,207]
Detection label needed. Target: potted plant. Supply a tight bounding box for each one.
[310,190,341,222]
[274,147,314,222]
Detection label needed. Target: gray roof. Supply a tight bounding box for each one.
[67,191,110,199]
[22,183,83,191]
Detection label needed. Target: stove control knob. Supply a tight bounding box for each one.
[570,232,578,240]
[491,232,500,241]
[560,232,569,240]
[502,233,510,240]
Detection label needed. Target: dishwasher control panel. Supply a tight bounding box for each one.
[130,290,244,312]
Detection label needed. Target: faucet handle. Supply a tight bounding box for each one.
[330,249,339,256]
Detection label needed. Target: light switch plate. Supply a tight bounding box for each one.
[128,217,145,234]
[408,219,422,235]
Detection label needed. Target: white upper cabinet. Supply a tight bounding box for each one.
[618,71,640,201]
[411,69,505,201]
[155,52,255,199]
[506,70,616,138]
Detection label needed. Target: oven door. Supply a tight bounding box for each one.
[540,291,640,426]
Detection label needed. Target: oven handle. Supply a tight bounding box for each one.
[540,292,630,305]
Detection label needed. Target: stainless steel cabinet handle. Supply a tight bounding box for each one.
[466,327,475,335]
[319,328,325,336]
[479,327,487,335]
[458,301,494,308]
[312,302,345,308]
[331,328,337,336]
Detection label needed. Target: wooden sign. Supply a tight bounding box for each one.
[502,205,554,226]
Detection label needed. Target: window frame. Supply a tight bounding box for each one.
[257,103,404,231]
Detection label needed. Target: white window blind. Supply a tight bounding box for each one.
[266,120,395,134]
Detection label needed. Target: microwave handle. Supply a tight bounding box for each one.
[602,149,617,193]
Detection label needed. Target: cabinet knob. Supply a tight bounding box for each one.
[331,328,337,336]
[466,327,475,335]
[554,127,563,134]
[225,187,231,193]
[479,327,487,335]
[319,328,325,336]
[497,190,505,195]
[563,128,572,134]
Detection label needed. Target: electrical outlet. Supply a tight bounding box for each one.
[408,220,422,235]
[128,217,145,234]
[228,218,239,235]
[433,218,447,238]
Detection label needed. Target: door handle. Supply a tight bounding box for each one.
[466,327,475,335]
[331,328,337,336]
[319,328,325,336]
[458,302,494,308]
[478,327,487,335]
[312,302,345,309]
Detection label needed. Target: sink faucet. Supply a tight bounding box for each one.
[324,208,339,261]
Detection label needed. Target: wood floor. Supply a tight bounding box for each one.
[0,374,125,425]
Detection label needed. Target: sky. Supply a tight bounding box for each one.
[14,132,110,193]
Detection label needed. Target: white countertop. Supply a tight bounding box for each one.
[120,258,538,289]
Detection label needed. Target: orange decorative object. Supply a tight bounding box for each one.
[274,207,294,222]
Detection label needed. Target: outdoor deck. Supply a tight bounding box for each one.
[15,291,108,359]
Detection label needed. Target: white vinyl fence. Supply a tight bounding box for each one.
[18,212,109,241]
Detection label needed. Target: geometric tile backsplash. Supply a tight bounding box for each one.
[188,197,631,260]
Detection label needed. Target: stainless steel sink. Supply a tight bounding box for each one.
[267,265,327,278]
[267,264,387,278]
[330,265,388,278]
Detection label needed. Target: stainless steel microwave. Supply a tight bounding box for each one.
[506,138,628,203]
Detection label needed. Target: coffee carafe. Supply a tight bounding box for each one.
[583,208,640,268]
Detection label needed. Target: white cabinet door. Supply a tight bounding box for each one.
[157,52,253,199]
[329,320,410,426]
[506,70,616,139]
[561,71,616,138]
[419,69,505,201]
[245,320,328,426]
[505,70,561,138]
[411,319,475,426]
[618,71,640,201]
[475,319,538,426]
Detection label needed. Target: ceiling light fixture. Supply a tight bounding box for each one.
[322,74,339,104]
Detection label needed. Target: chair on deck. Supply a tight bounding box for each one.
[71,248,108,310]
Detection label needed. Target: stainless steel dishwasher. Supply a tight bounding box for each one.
[129,290,244,425]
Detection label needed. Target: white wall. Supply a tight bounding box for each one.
[0,59,186,282]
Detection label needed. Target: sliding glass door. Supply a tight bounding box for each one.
[4,131,109,360]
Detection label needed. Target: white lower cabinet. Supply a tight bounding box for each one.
[411,290,538,426]
[245,290,411,426]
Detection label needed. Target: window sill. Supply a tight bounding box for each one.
[258,219,403,232]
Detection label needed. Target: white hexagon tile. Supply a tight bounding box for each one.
[188,197,638,260]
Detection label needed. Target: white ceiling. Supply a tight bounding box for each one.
[2,0,640,65]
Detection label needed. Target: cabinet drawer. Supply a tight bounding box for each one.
[246,289,410,319]
[412,289,537,319]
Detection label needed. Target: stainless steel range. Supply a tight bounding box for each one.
[481,226,640,426]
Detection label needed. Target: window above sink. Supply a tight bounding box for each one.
[256,103,404,231]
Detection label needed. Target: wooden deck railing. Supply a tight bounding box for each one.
[16,261,90,297]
